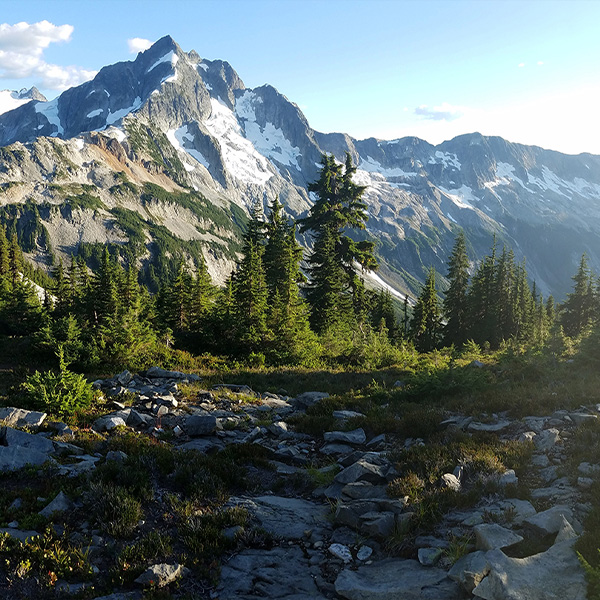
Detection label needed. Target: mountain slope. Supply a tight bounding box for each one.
[1,36,599,299]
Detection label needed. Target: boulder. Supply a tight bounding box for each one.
[335,460,389,485]
[146,366,199,380]
[474,524,523,551]
[359,511,395,538]
[418,547,443,566]
[448,551,490,593]
[324,428,366,445]
[335,558,460,599]
[0,407,46,428]
[184,415,217,436]
[329,543,353,562]
[0,446,52,471]
[472,539,586,600]
[92,416,126,432]
[441,473,462,492]
[39,491,72,518]
[294,391,329,408]
[534,428,560,451]
[134,563,185,587]
[523,505,577,536]
[1,426,54,453]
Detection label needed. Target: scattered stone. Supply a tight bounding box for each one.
[470,360,485,368]
[335,558,460,600]
[570,412,598,426]
[320,443,354,456]
[578,461,600,476]
[134,563,185,587]
[534,428,560,451]
[146,366,199,381]
[92,415,126,432]
[0,407,46,428]
[497,469,518,486]
[334,459,389,485]
[418,547,443,566]
[448,551,490,593]
[367,433,386,447]
[294,391,329,408]
[333,410,366,420]
[230,495,330,540]
[472,538,586,600]
[39,491,72,518]
[357,545,373,561]
[324,428,366,445]
[0,446,52,471]
[184,414,217,436]
[441,473,462,492]
[359,511,395,538]
[523,505,576,536]
[474,523,523,551]
[468,420,511,433]
[329,543,353,562]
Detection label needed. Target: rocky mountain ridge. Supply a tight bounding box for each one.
[1,36,600,298]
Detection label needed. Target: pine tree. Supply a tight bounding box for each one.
[561,254,594,337]
[232,202,269,353]
[189,256,213,333]
[92,247,119,325]
[52,258,69,316]
[467,238,497,345]
[371,289,397,339]
[299,153,377,332]
[443,231,470,346]
[0,226,9,278]
[411,267,442,352]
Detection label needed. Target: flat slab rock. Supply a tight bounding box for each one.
[218,546,328,599]
[473,539,586,600]
[335,558,461,600]
[0,407,46,428]
[228,495,330,540]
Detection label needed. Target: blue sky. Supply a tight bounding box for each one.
[0,0,599,154]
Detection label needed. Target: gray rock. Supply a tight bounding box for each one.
[530,453,550,468]
[474,524,523,551]
[570,412,598,426]
[577,476,594,489]
[39,491,72,518]
[335,460,388,485]
[523,505,576,536]
[116,370,133,385]
[497,469,518,486]
[448,551,490,593]
[92,415,126,432]
[0,407,46,428]
[335,501,378,529]
[472,539,586,600]
[578,461,600,476]
[320,443,354,456]
[127,409,154,428]
[106,450,128,462]
[418,547,443,566]
[357,546,373,561]
[341,482,387,500]
[230,495,330,540]
[359,511,395,538]
[468,420,511,432]
[534,428,560,451]
[294,391,329,408]
[367,433,386,447]
[1,426,54,453]
[146,366,199,380]
[134,563,185,587]
[0,527,41,542]
[0,446,52,471]
[268,421,289,437]
[329,543,353,562]
[496,498,537,525]
[470,360,485,368]
[218,546,327,599]
[335,558,460,599]
[441,473,462,492]
[324,428,366,445]
[333,410,366,420]
[185,414,217,436]
[180,438,224,453]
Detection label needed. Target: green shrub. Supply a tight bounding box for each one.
[90,482,143,538]
[21,347,95,418]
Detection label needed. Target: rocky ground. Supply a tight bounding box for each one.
[0,365,598,599]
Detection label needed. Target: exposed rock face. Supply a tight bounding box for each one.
[1,36,600,297]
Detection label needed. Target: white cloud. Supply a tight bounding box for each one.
[128,37,153,54]
[0,20,96,90]
[518,62,525,67]
[414,102,464,122]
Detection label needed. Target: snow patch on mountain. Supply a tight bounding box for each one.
[438,185,478,209]
[205,97,272,185]
[35,98,63,136]
[86,108,104,119]
[359,156,417,178]
[429,151,461,170]
[166,125,209,169]
[235,91,301,171]
[0,90,32,116]
[105,97,143,127]
[147,50,179,73]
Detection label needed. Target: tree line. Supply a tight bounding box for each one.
[0,153,597,370]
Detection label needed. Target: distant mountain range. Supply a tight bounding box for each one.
[1,35,599,299]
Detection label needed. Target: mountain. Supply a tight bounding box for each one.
[1,35,599,299]
[0,87,46,116]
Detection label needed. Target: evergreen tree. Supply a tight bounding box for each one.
[92,247,119,324]
[232,202,269,353]
[371,289,397,339]
[467,238,497,345]
[51,258,69,316]
[411,267,442,352]
[0,226,9,278]
[561,254,594,337]
[443,231,470,346]
[299,153,377,332]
